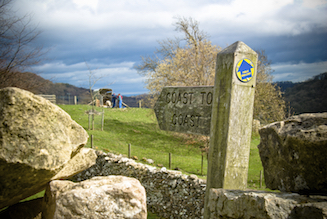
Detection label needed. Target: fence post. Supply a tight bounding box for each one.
[169,153,172,169]
[74,96,77,105]
[92,114,94,130]
[88,114,91,130]
[128,144,131,158]
[101,109,104,131]
[201,154,204,175]
[259,170,263,188]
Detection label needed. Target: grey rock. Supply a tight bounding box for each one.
[258,113,327,194]
[146,158,154,164]
[51,148,97,180]
[208,189,327,219]
[0,87,90,209]
[42,176,147,219]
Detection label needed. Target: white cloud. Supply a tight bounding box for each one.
[200,0,327,37]
[36,60,146,89]
[72,0,98,11]
[10,0,327,95]
[272,61,327,82]
[14,0,327,40]
[302,0,327,8]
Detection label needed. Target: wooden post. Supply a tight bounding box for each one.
[128,144,131,158]
[201,154,204,175]
[169,153,172,169]
[88,114,91,130]
[139,100,142,108]
[101,109,104,131]
[260,170,263,188]
[74,96,77,105]
[204,41,257,218]
[92,114,94,130]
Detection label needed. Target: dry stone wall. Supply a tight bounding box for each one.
[72,150,327,219]
[72,151,207,219]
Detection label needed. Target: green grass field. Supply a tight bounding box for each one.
[10,105,267,219]
[59,104,266,189]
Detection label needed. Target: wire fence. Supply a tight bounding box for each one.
[86,134,208,177]
[64,105,264,188]
[79,113,208,177]
[43,95,142,108]
[56,95,92,105]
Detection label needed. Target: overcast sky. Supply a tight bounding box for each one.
[12,0,327,96]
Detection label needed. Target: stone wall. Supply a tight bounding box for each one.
[72,150,327,219]
[72,150,207,219]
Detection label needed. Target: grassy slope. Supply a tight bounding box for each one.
[60,105,266,189]
[66,105,208,175]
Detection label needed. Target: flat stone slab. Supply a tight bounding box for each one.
[208,189,327,219]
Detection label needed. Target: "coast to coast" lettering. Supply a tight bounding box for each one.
[171,114,201,127]
[165,91,213,105]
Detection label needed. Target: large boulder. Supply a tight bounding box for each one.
[258,113,327,194]
[51,148,97,180]
[0,87,92,209]
[208,188,327,219]
[42,176,147,219]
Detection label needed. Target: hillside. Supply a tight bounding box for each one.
[275,81,296,92]
[2,71,148,106]
[3,71,327,113]
[275,72,327,115]
[0,71,90,96]
[282,72,327,115]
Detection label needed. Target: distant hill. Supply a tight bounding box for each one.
[1,71,90,96]
[5,71,327,112]
[276,72,327,115]
[275,81,297,92]
[1,71,91,104]
[123,96,141,108]
[3,71,147,106]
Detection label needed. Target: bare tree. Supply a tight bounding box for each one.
[85,61,116,130]
[135,17,221,107]
[0,0,45,89]
[85,62,102,108]
[253,50,286,124]
[136,16,286,123]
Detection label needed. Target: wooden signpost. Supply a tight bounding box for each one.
[154,41,258,219]
[154,86,214,136]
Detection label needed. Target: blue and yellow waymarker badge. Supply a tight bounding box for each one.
[236,58,254,82]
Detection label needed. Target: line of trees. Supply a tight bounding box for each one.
[135,17,286,124]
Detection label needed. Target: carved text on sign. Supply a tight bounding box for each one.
[154,86,213,136]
